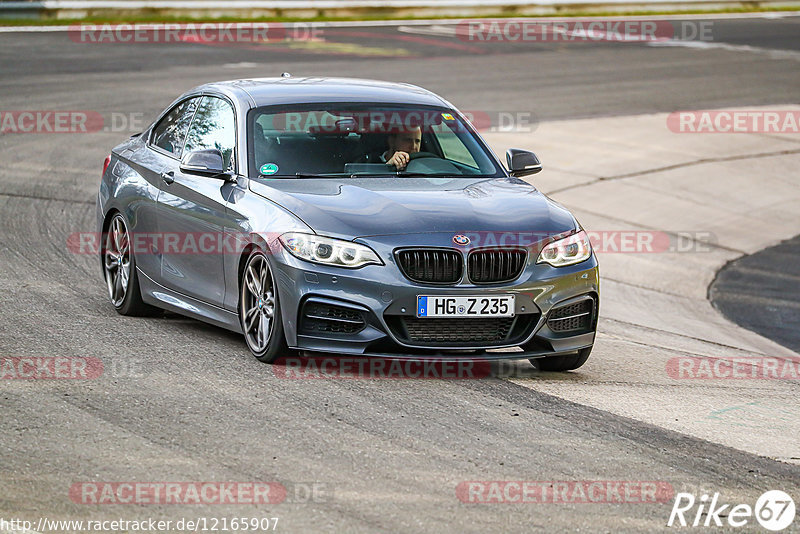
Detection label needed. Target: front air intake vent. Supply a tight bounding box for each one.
[384,312,540,348]
[300,301,366,335]
[399,317,515,343]
[547,298,595,334]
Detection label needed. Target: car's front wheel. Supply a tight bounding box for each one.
[530,346,592,372]
[240,249,292,363]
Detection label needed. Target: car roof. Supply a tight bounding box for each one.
[191,77,451,108]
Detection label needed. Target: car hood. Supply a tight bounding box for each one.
[248,177,577,240]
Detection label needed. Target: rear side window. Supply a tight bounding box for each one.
[184,96,236,172]
[150,97,200,157]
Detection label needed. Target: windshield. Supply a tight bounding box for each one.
[247,103,504,178]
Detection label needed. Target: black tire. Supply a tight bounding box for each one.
[102,212,160,317]
[530,346,593,372]
[239,249,294,363]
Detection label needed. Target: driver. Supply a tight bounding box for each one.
[379,126,422,171]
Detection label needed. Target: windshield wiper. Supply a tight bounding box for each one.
[337,171,462,178]
[260,172,470,178]
[294,173,349,178]
[336,172,461,178]
[394,172,461,177]
[258,173,345,178]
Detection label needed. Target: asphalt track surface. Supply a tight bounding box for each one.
[711,235,800,354]
[1,14,799,533]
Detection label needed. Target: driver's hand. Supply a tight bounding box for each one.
[386,151,410,171]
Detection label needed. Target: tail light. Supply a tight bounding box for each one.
[102,155,112,178]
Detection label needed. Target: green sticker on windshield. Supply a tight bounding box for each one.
[260,163,279,175]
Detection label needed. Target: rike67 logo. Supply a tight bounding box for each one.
[668,490,795,531]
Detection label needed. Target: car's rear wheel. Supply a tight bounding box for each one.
[103,213,158,316]
[530,346,592,372]
[240,249,292,363]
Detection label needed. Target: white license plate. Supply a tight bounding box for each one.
[416,295,515,318]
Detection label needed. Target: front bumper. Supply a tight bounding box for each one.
[270,233,599,360]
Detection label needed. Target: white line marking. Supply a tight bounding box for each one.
[0,11,798,33]
[647,39,800,61]
[223,61,260,68]
[400,18,800,58]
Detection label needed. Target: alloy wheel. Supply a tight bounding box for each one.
[242,253,276,352]
[104,214,131,307]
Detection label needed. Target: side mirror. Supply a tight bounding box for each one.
[506,148,542,177]
[180,148,227,177]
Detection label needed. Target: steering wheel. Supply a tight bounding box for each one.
[387,151,439,171]
[408,151,438,160]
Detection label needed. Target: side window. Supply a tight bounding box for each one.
[184,96,236,172]
[150,98,200,157]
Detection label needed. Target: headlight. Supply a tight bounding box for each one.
[537,230,592,267]
[279,232,383,268]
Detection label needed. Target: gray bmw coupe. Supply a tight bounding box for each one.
[97,77,599,371]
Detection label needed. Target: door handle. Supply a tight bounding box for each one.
[161,171,175,185]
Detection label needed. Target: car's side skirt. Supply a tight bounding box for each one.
[137,267,243,334]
